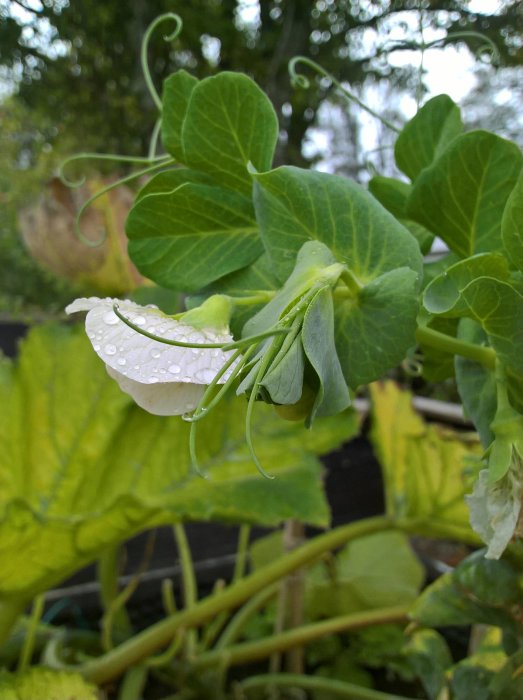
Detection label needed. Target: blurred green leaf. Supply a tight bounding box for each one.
[502,170,523,272]
[161,70,199,161]
[404,629,452,700]
[0,667,98,700]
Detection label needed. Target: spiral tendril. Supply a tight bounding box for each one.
[59,152,171,188]
[288,56,401,134]
[141,13,183,111]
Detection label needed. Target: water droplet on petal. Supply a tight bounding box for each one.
[103,310,119,325]
[133,315,146,326]
[148,326,156,334]
[117,357,126,366]
[88,332,95,340]
[195,368,217,383]
[104,344,117,356]
[150,349,161,359]
[148,377,159,384]
[168,364,181,374]
[93,344,101,351]
[134,365,140,370]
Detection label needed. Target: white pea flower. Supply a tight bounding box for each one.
[66,297,240,416]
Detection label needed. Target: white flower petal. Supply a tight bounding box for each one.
[66,296,241,416]
[106,366,205,415]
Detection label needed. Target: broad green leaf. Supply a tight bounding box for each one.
[461,278,523,381]
[369,381,481,535]
[161,69,199,161]
[453,550,521,606]
[455,320,497,448]
[404,629,453,700]
[395,94,463,181]
[252,166,423,283]
[368,175,433,254]
[126,171,262,292]
[335,268,420,388]
[407,130,523,258]
[302,287,350,422]
[0,324,357,600]
[423,253,510,317]
[306,531,423,619]
[502,170,523,271]
[0,668,98,700]
[182,72,279,196]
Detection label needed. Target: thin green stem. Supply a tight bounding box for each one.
[240,673,417,700]
[148,117,162,160]
[233,525,251,583]
[340,268,363,296]
[59,152,170,187]
[98,546,132,643]
[141,13,183,111]
[117,664,148,700]
[81,516,392,684]
[416,325,496,370]
[289,56,400,133]
[194,605,409,670]
[75,159,175,246]
[17,595,45,672]
[162,579,177,616]
[229,292,276,306]
[215,584,278,650]
[173,524,198,657]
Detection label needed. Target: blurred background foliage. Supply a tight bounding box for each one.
[0,0,522,318]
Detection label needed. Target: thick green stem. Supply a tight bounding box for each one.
[215,584,278,650]
[240,673,417,700]
[416,326,496,370]
[0,599,27,649]
[340,268,364,296]
[117,664,148,700]
[195,606,408,670]
[81,516,392,684]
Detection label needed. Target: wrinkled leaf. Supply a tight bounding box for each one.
[0,324,357,600]
[395,94,463,181]
[370,381,481,536]
[407,131,523,258]
[0,668,99,700]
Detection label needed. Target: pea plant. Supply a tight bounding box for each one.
[1,11,523,700]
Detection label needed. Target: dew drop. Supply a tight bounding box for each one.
[104,344,117,355]
[103,310,119,325]
[133,315,146,326]
[88,332,95,340]
[168,363,181,374]
[117,357,126,366]
[93,344,101,351]
[148,326,156,334]
[150,349,161,359]
[134,365,140,370]
[195,368,217,383]
[148,377,159,384]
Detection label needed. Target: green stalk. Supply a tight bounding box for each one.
[98,545,132,643]
[232,525,251,583]
[81,516,392,684]
[193,606,408,671]
[17,595,45,672]
[240,673,417,700]
[215,583,278,650]
[117,664,148,700]
[173,524,198,656]
[416,326,496,370]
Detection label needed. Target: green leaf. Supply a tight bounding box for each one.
[423,253,511,317]
[404,629,453,700]
[253,166,423,283]
[306,531,423,619]
[502,170,523,271]
[455,320,497,448]
[368,176,434,254]
[261,332,305,405]
[181,72,279,196]
[335,268,420,387]
[369,381,481,534]
[161,69,199,161]
[302,287,350,422]
[0,324,357,600]
[0,668,98,700]
[461,278,523,381]
[394,94,463,181]
[407,130,523,258]
[126,170,262,292]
